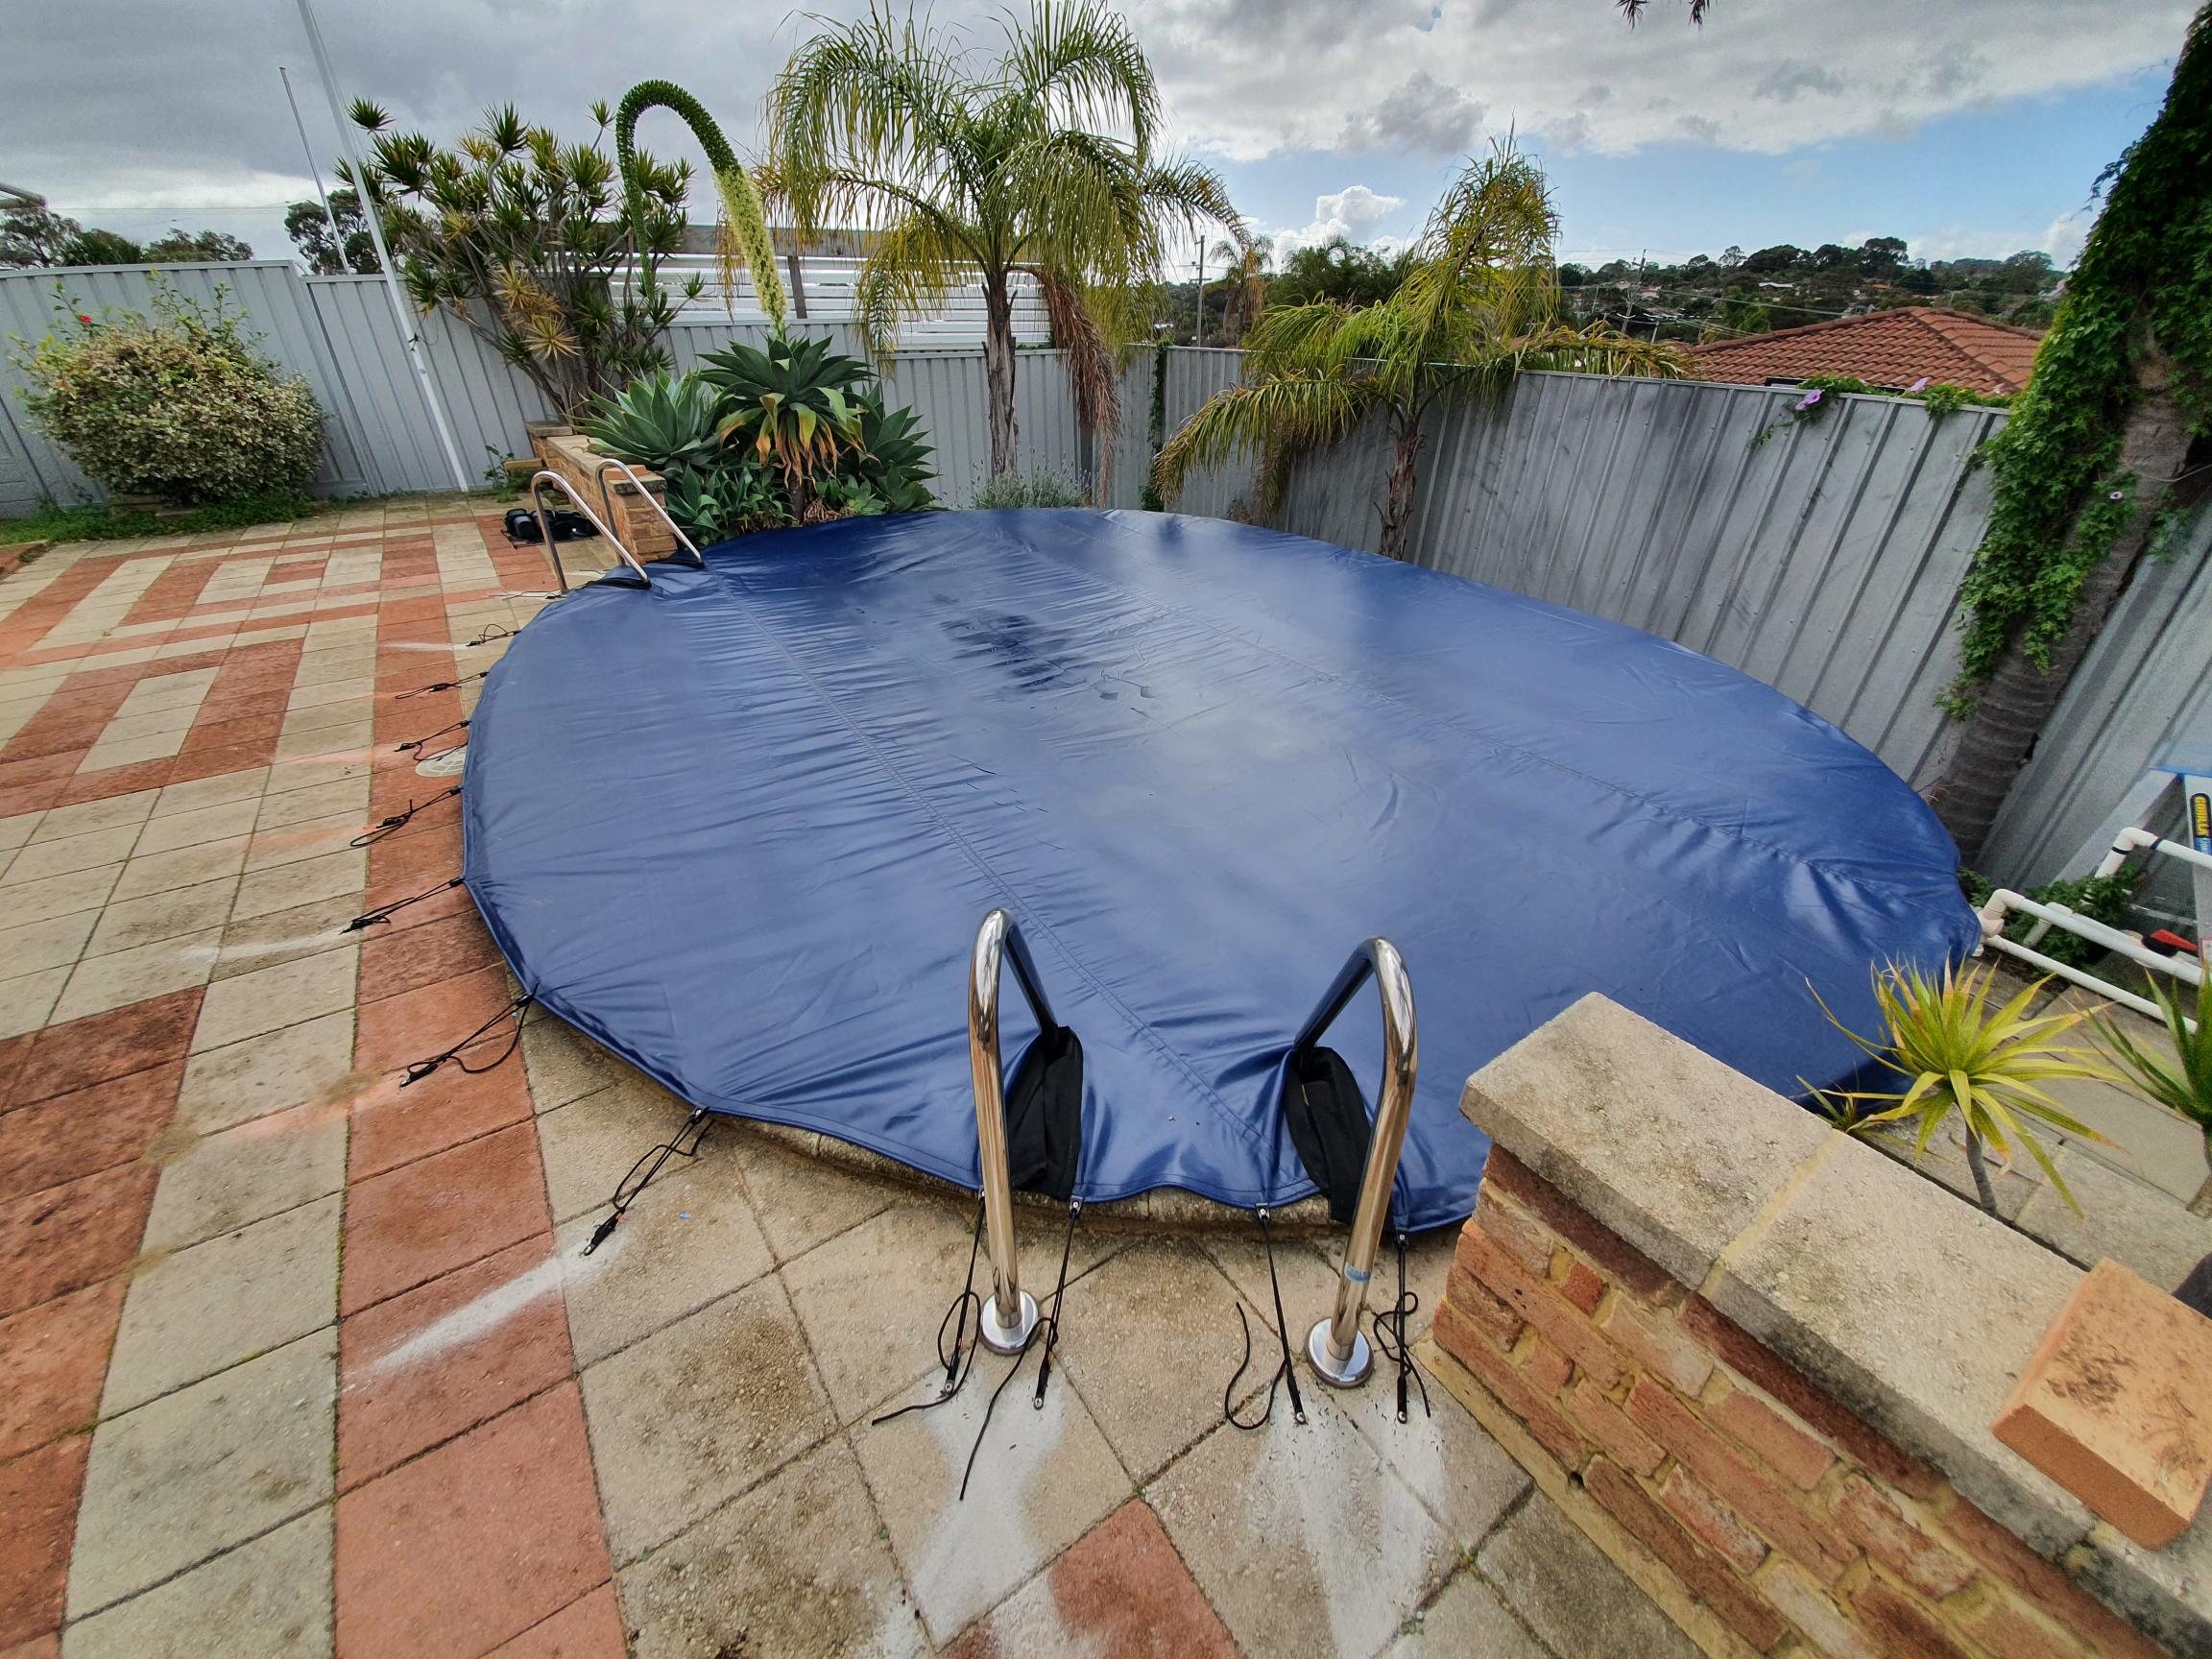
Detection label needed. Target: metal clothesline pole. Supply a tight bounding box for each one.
[293,0,474,494]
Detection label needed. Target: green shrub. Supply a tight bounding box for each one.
[14,281,324,505]
[971,470,1086,510]
[1959,866,2142,969]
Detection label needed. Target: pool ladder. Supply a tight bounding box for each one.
[966,913,1418,1387]
[526,460,705,592]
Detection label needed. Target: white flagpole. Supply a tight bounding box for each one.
[294,0,474,493]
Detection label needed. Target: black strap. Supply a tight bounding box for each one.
[581,1108,711,1255]
[1224,1208,1308,1430]
[872,1195,989,1425]
[346,876,465,930]
[1370,1231,1431,1425]
[397,718,469,755]
[398,993,531,1087]
[352,785,462,848]
[395,670,487,700]
[958,1197,1081,1501]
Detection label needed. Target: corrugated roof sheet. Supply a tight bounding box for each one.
[1691,306,2043,397]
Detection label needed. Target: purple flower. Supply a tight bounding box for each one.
[1793,389,1823,412]
[1907,376,1931,393]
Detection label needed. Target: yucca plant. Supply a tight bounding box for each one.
[577,370,725,476]
[2096,972,2212,1214]
[699,334,871,508]
[1815,961,2114,1214]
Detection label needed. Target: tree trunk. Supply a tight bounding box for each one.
[1963,1127,1999,1215]
[1930,328,2194,864]
[983,271,1019,480]
[1377,411,1427,564]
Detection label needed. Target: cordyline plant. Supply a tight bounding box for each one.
[343,100,696,421]
[1813,961,2113,1215]
[2096,973,2212,1215]
[1153,144,1688,562]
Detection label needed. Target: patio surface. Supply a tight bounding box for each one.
[0,499,1699,1658]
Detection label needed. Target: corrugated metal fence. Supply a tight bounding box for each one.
[2,260,2206,889]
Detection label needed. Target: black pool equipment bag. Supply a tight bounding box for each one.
[1284,1044,1375,1224]
[502,506,598,545]
[1002,1024,1084,1202]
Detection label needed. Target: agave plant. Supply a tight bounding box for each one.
[1814,961,2114,1214]
[850,388,937,513]
[661,455,787,544]
[576,370,725,476]
[699,334,872,503]
[2096,973,2212,1214]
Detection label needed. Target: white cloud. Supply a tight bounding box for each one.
[1270,184,1407,260]
[1339,71,1484,156]
[1130,0,2191,161]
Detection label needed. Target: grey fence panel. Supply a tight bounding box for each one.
[1981,503,2212,899]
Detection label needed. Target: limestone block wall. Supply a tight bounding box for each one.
[1417,995,2209,1659]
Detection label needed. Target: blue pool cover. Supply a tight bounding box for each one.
[463,509,1978,1230]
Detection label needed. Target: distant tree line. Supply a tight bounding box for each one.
[0,202,252,268]
[1558,238,2063,340]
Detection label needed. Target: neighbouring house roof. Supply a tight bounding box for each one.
[1692,306,2043,397]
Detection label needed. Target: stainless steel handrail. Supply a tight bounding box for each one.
[592,457,705,568]
[968,907,1059,1353]
[526,470,652,591]
[1296,937,1418,1387]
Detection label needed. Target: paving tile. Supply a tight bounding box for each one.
[853,1340,1130,1647]
[130,797,257,857]
[943,1498,1236,1659]
[242,812,362,873]
[481,1586,626,1659]
[725,1123,902,1265]
[341,1121,550,1315]
[1052,1239,1270,1482]
[0,810,42,852]
[0,1164,157,1320]
[0,910,97,979]
[101,1194,341,1413]
[334,1382,609,1659]
[357,910,499,1005]
[536,1076,699,1226]
[107,834,250,902]
[0,826,136,887]
[345,1054,533,1181]
[264,756,371,797]
[0,1061,181,1204]
[1148,1408,1457,1659]
[141,1101,348,1253]
[1341,1358,1533,1554]
[0,1432,88,1648]
[581,1277,836,1566]
[49,926,220,1025]
[83,878,235,958]
[1476,1490,1700,1659]
[338,1233,571,1490]
[1382,1565,1548,1659]
[232,847,365,921]
[190,946,356,1053]
[150,767,267,818]
[60,1506,331,1659]
[7,987,201,1108]
[617,1438,922,1659]
[174,1010,359,1136]
[211,894,358,982]
[2,864,123,928]
[553,1157,774,1366]
[254,776,367,832]
[0,970,70,1042]
[0,1280,125,1461]
[27,792,157,845]
[519,1015,635,1114]
[66,1330,335,1618]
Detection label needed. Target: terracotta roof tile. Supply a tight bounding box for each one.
[1690,307,2042,397]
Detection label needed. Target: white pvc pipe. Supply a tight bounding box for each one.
[2093,826,2212,880]
[1977,890,2201,1031]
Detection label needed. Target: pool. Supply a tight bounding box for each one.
[462,508,1977,1230]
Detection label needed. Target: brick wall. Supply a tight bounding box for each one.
[1429,1144,2172,1659]
[531,435,681,562]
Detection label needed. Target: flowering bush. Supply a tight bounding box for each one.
[14,280,325,504]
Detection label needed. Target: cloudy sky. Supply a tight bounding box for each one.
[3,0,2194,276]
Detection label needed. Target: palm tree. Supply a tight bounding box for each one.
[1154,146,1689,562]
[1199,236,1268,345]
[768,1,1247,483]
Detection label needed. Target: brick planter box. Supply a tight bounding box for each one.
[531,432,680,562]
[1418,996,2209,1659]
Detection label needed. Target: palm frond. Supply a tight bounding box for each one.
[1153,373,1379,504]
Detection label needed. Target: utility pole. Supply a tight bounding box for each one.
[294,0,474,493]
[278,67,338,272]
